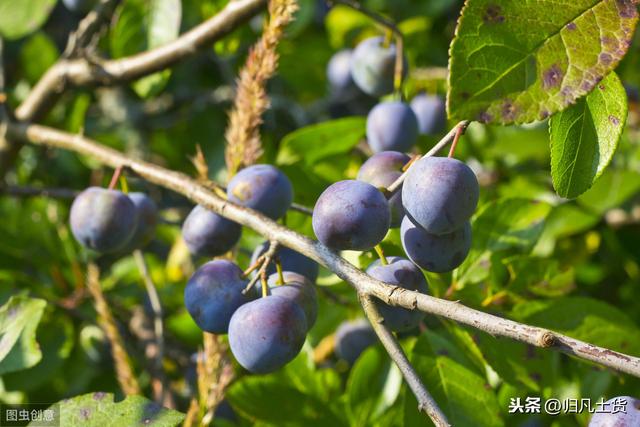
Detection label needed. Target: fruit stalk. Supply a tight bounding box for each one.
[385,120,470,197]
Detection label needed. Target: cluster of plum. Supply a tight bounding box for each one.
[181,165,321,373]
[327,36,447,151]
[69,187,158,254]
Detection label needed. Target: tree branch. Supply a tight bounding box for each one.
[360,294,450,427]
[0,0,268,179]
[63,0,123,58]
[6,122,640,388]
[15,0,268,122]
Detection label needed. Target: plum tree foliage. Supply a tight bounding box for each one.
[1,0,640,426]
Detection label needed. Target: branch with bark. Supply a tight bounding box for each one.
[0,0,269,177]
[6,120,640,382]
[4,2,640,423]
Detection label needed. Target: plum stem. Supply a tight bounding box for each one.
[260,267,269,298]
[108,165,123,190]
[386,120,470,198]
[447,124,465,158]
[119,175,129,194]
[275,258,285,285]
[330,0,405,93]
[374,244,388,265]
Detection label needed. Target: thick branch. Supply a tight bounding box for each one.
[360,294,450,426]
[0,0,268,183]
[7,121,640,380]
[16,0,268,121]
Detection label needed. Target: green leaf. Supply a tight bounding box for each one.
[347,346,402,426]
[277,117,366,166]
[404,355,504,427]
[503,256,575,297]
[455,198,552,286]
[31,393,184,426]
[3,314,75,392]
[448,0,639,124]
[475,334,559,392]
[227,371,347,427]
[325,5,373,48]
[577,168,640,213]
[533,202,600,256]
[0,296,46,375]
[0,0,56,39]
[111,0,182,98]
[512,297,640,355]
[19,32,59,84]
[550,72,627,198]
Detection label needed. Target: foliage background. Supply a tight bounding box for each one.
[0,0,640,426]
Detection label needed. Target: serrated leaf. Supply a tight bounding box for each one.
[512,297,640,355]
[0,0,56,39]
[550,72,627,198]
[448,0,639,124]
[0,296,46,375]
[404,354,504,427]
[111,0,182,98]
[30,393,184,426]
[276,117,366,166]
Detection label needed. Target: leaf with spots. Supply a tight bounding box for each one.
[30,393,184,427]
[549,72,627,198]
[448,0,639,124]
[0,295,46,375]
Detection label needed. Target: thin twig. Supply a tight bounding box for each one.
[242,240,279,295]
[386,120,470,196]
[361,294,450,426]
[63,0,123,58]
[8,121,640,381]
[290,202,314,216]
[86,262,140,395]
[0,0,269,180]
[133,249,168,404]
